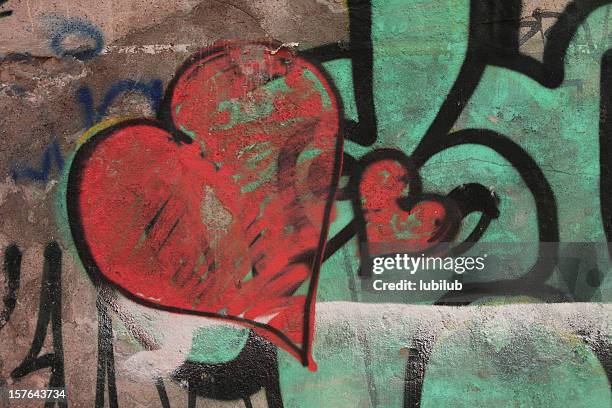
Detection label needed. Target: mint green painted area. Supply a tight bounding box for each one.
[241,268,254,284]
[459,64,603,244]
[317,241,359,302]
[453,5,612,295]
[187,325,251,364]
[327,200,353,241]
[213,76,290,131]
[276,305,611,408]
[245,147,274,168]
[54,151,82,263]
[318,199,358,302]
[179,124,197,139]
[237,141,271,158]
[179,123,206,155]
[215,97,273,130]
[297,147,322,165]
[240,160,277,193]
[321,59,375,162]
[316,1,612,300]
[390,212,423,240]
[322,59,358,123]
[419,144,539,282]
[313,0,473,306]
[303,69,332,109]
[278,315,375,408]
[292,276,310,297]
[421,323,611,408]
[370,0,468,151]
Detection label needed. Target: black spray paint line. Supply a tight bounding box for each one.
[155,377,172,408]
[95,293,119,408]
[1,244,20,330]
[11,242,66,408]
[171,332,284,407]
[301,0,377,146]
[403,335,436,408]
[412,0,612,161]
[600,50,612,259]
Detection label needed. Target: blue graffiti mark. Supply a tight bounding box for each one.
[40,15,104,61]
[11,138,64,183]
[76,79,163,127]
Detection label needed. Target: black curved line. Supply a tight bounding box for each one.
[575,329,612,387]
[446,183,500,255]
[172,332,283,406]
[448,214,495,257]
[302,0,377,146]
[412,0,612,159]
[600,50,612,258]
[414,129,559,286]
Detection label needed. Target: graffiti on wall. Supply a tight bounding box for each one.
[10,139,65,184]
[39,15,105,61]
[67,41,343,370]
[2,243,609,407]
[1,0,612,406]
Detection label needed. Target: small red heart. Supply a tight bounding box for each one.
[68,42,342,369]
[357,154,460,257]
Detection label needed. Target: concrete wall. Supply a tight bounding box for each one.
[0,0,611,406]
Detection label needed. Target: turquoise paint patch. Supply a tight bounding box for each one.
[297,147,322,164]
[322,59,358,122]
[240,160,277,193]
[245,147,274,168]
[54,151,81,262]
[390,212,422,240]
[188,325,250,364]
[241,268,254,284]
[237,141,271,158]
[421,323,611,408]
[278,315,374,408]
[303,69,332,109]
[213,76,292,131]
[371,0,469,151]
[179,124,197,139]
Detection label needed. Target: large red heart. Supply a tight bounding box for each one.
[67,41,343,369]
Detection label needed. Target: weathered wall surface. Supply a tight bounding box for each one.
[0,0,611,407]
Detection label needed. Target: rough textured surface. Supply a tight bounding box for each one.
[0,0,612,407]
